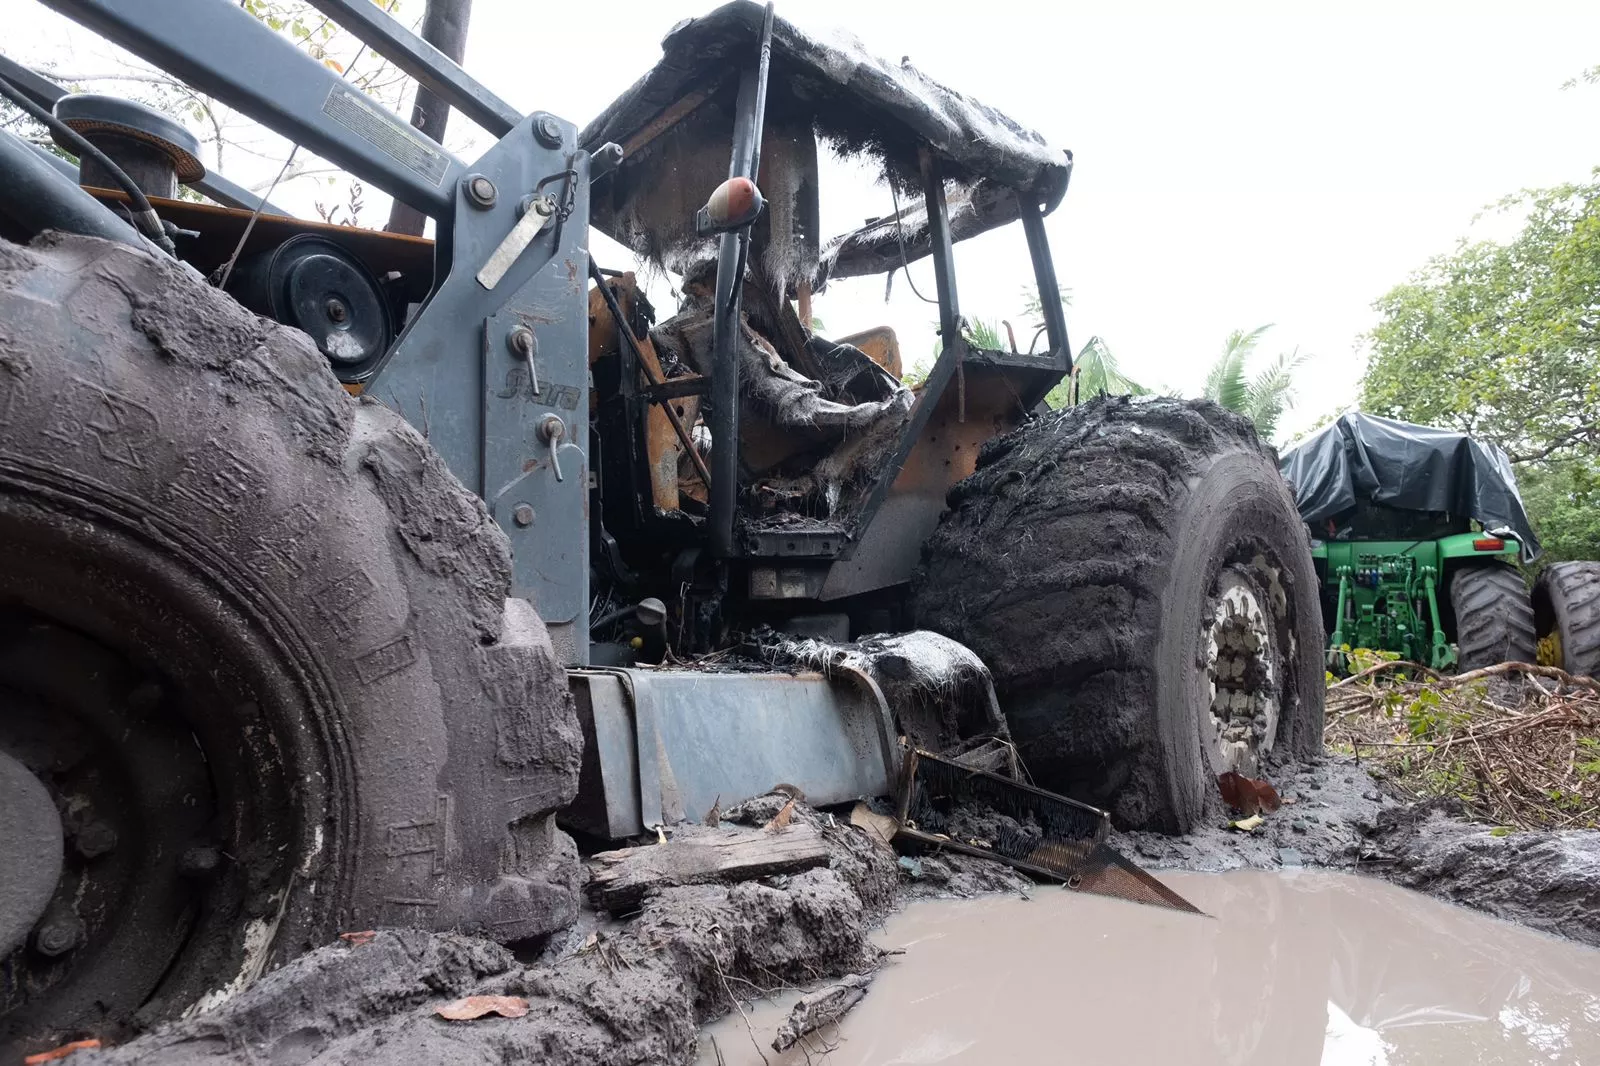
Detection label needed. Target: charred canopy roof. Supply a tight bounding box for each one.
[580,0,1072,287]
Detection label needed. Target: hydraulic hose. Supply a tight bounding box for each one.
[0,126,143,248]
[0,73,176,255]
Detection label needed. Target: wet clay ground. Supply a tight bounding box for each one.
[698,869,1600,1065]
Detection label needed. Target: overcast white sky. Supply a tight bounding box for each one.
[15,0,1600,440]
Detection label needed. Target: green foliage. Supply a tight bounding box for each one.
[1515,459,1600,568]
[1045,336,1150,409]
[1019,282,1071,339]
[1345,645,1399,674]
[1362,174,1600,462]
[963,319,1004,350]
[1201,325,1308,439]
[1360,172,1600,562]
[1578,738,1600,778]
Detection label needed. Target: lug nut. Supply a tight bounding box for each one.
[325,298,349,323]
[74,820,117,860]
[34,915,84,957]
[179,845,222,878]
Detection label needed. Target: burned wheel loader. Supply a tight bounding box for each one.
[0,0,1319,1052]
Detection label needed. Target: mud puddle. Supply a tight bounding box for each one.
[698,870,1600,1064]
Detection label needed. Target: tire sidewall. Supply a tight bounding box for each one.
[1155,449,1326,831]
[0,235,581,1029]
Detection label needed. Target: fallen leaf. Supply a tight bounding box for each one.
[1217,771,1282,817]
[764,797,795,832]
[704,793,722,826]
[578,932,599,954]
[339,930,376,947]
[1227,814,1265,833]
[25,1040,101,1064]
[848,802,899,849]
[435,995,530,1021]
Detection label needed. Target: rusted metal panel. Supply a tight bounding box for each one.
[589,272,697,513]
[836,325,903,380]
[820,363,1026,599]
[564,667,900,840]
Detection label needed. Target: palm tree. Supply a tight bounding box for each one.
[1046,335,1150,408]
[1202,325,1307,440]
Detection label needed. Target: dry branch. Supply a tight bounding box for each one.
[772,974,871,1052]
[1326,663,1600,830]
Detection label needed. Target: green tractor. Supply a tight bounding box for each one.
[1280,413,1538,673]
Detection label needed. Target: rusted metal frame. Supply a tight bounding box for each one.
[709,3,776,558]
[1018,187,1070,372]
[919,145,964,422]
[643,376,710,402]
[828,161,968,562]
[302,0,521,137]
[588,260,713,489]
[620,86,716,159]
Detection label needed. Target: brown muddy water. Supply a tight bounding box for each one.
[698,870,1600,1065]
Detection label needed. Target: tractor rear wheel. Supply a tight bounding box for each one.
[0,234,582,1056]
[1533,562,1600,678]
[1450,563,1536,672]
[912,396,1325,833]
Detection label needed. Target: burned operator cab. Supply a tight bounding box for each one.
[577,2,1073,662]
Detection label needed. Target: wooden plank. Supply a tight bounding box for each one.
[586,823,831,912]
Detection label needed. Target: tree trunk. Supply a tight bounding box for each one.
[386,0,473,235]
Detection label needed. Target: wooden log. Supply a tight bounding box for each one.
[772,974,872,1051]
[586,823,830,912]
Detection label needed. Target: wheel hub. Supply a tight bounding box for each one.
[0,749,63,959]
[1202,566,1283,777]
[0,615,219,1050]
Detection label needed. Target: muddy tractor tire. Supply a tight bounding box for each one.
[0,235,583,1054]
[1450,563,1536,672]
[912,396,1324,833]
[1533,562,1600,678]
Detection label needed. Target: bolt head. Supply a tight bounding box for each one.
[507,327,535,357]
[534,114,563,149]
[324,297,348,323]
[512,503,535,528]
[465,173,497,208]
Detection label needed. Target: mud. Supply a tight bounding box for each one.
[699,869,1600,1065]
[86,805,902,1065]
[1114,751,1390,872]
[1365,803,1600,948]
[67,776,1600,1063]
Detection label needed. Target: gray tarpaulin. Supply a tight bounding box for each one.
[1279,412,1539,559]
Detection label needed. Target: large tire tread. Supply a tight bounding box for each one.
[1450,563,1536,671]
[1535,562,1600,678]
[912,396,1324,832]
